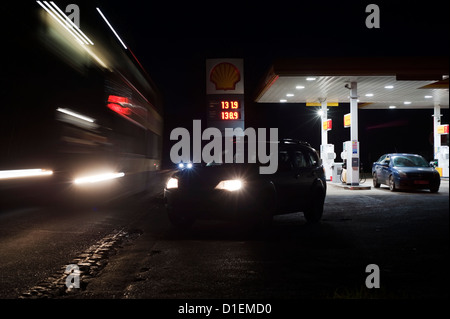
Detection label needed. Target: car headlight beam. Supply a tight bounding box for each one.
[0,168,53,180]
[215,179,243,191]
[166,177,178,189]
[178,162,193,169]
[74,172,124,185]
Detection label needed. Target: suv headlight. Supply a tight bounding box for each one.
[166,177,178,189]
[215,179,243,191]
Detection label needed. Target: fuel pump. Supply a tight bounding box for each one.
[320,144,336,181]
[436,145,449,178]
[340,140,360,185]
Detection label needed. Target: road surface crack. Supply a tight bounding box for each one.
[19,228,142,299]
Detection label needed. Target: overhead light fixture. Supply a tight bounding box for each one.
[286,93,294,97]
[365,93,374,97]
[384,85,394,89]
[96,8,127,49]
[280,99,287,103]
[306,77,316,81]
[425,95,433,99]
[404,101,412,105]
[389,105,397,109]
[296,85,305,89]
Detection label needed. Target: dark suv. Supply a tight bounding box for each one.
[164,139,327,228]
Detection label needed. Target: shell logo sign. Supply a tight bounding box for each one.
[206,59,244,94]
[344,113,351,128]
[437,124,449,135]
[323,119,332,131]
[210,62,241,91]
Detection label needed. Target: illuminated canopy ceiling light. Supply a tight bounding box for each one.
[306,77,316,81]
[57,108,95,123]
[74,172,125,185]
[36,1,94,45]
[96,8,127,49]
[0,169,53,180]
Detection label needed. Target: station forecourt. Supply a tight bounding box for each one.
[254,56,449,186]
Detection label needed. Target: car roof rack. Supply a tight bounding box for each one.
[280,138,311,147]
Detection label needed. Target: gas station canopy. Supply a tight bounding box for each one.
[255,56,449,183]
[255,57,449,109]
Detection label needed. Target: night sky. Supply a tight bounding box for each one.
[98,0,449,168]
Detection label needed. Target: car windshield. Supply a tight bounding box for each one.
[205,150,264,166]
[205,141,276,166]
[392,155,429,167]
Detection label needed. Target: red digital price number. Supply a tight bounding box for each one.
[221,111,240,120]
[221,101,239,109]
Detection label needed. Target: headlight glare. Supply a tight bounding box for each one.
[74,172,124,185]
[166,177,178,189]
[215,179,243,191]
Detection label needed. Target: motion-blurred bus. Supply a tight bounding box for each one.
[1,2,163,206]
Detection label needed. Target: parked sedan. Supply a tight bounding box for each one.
[372,153,440,192]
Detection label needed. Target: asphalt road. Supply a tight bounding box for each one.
[0,178,448,302]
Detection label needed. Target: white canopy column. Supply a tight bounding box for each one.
[320,99,336,181]
[347,81,360,186]
[433,102,441,158]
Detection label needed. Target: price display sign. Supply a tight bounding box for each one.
[207,99,243,121]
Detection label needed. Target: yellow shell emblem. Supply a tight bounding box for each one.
[210,62,241,91]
